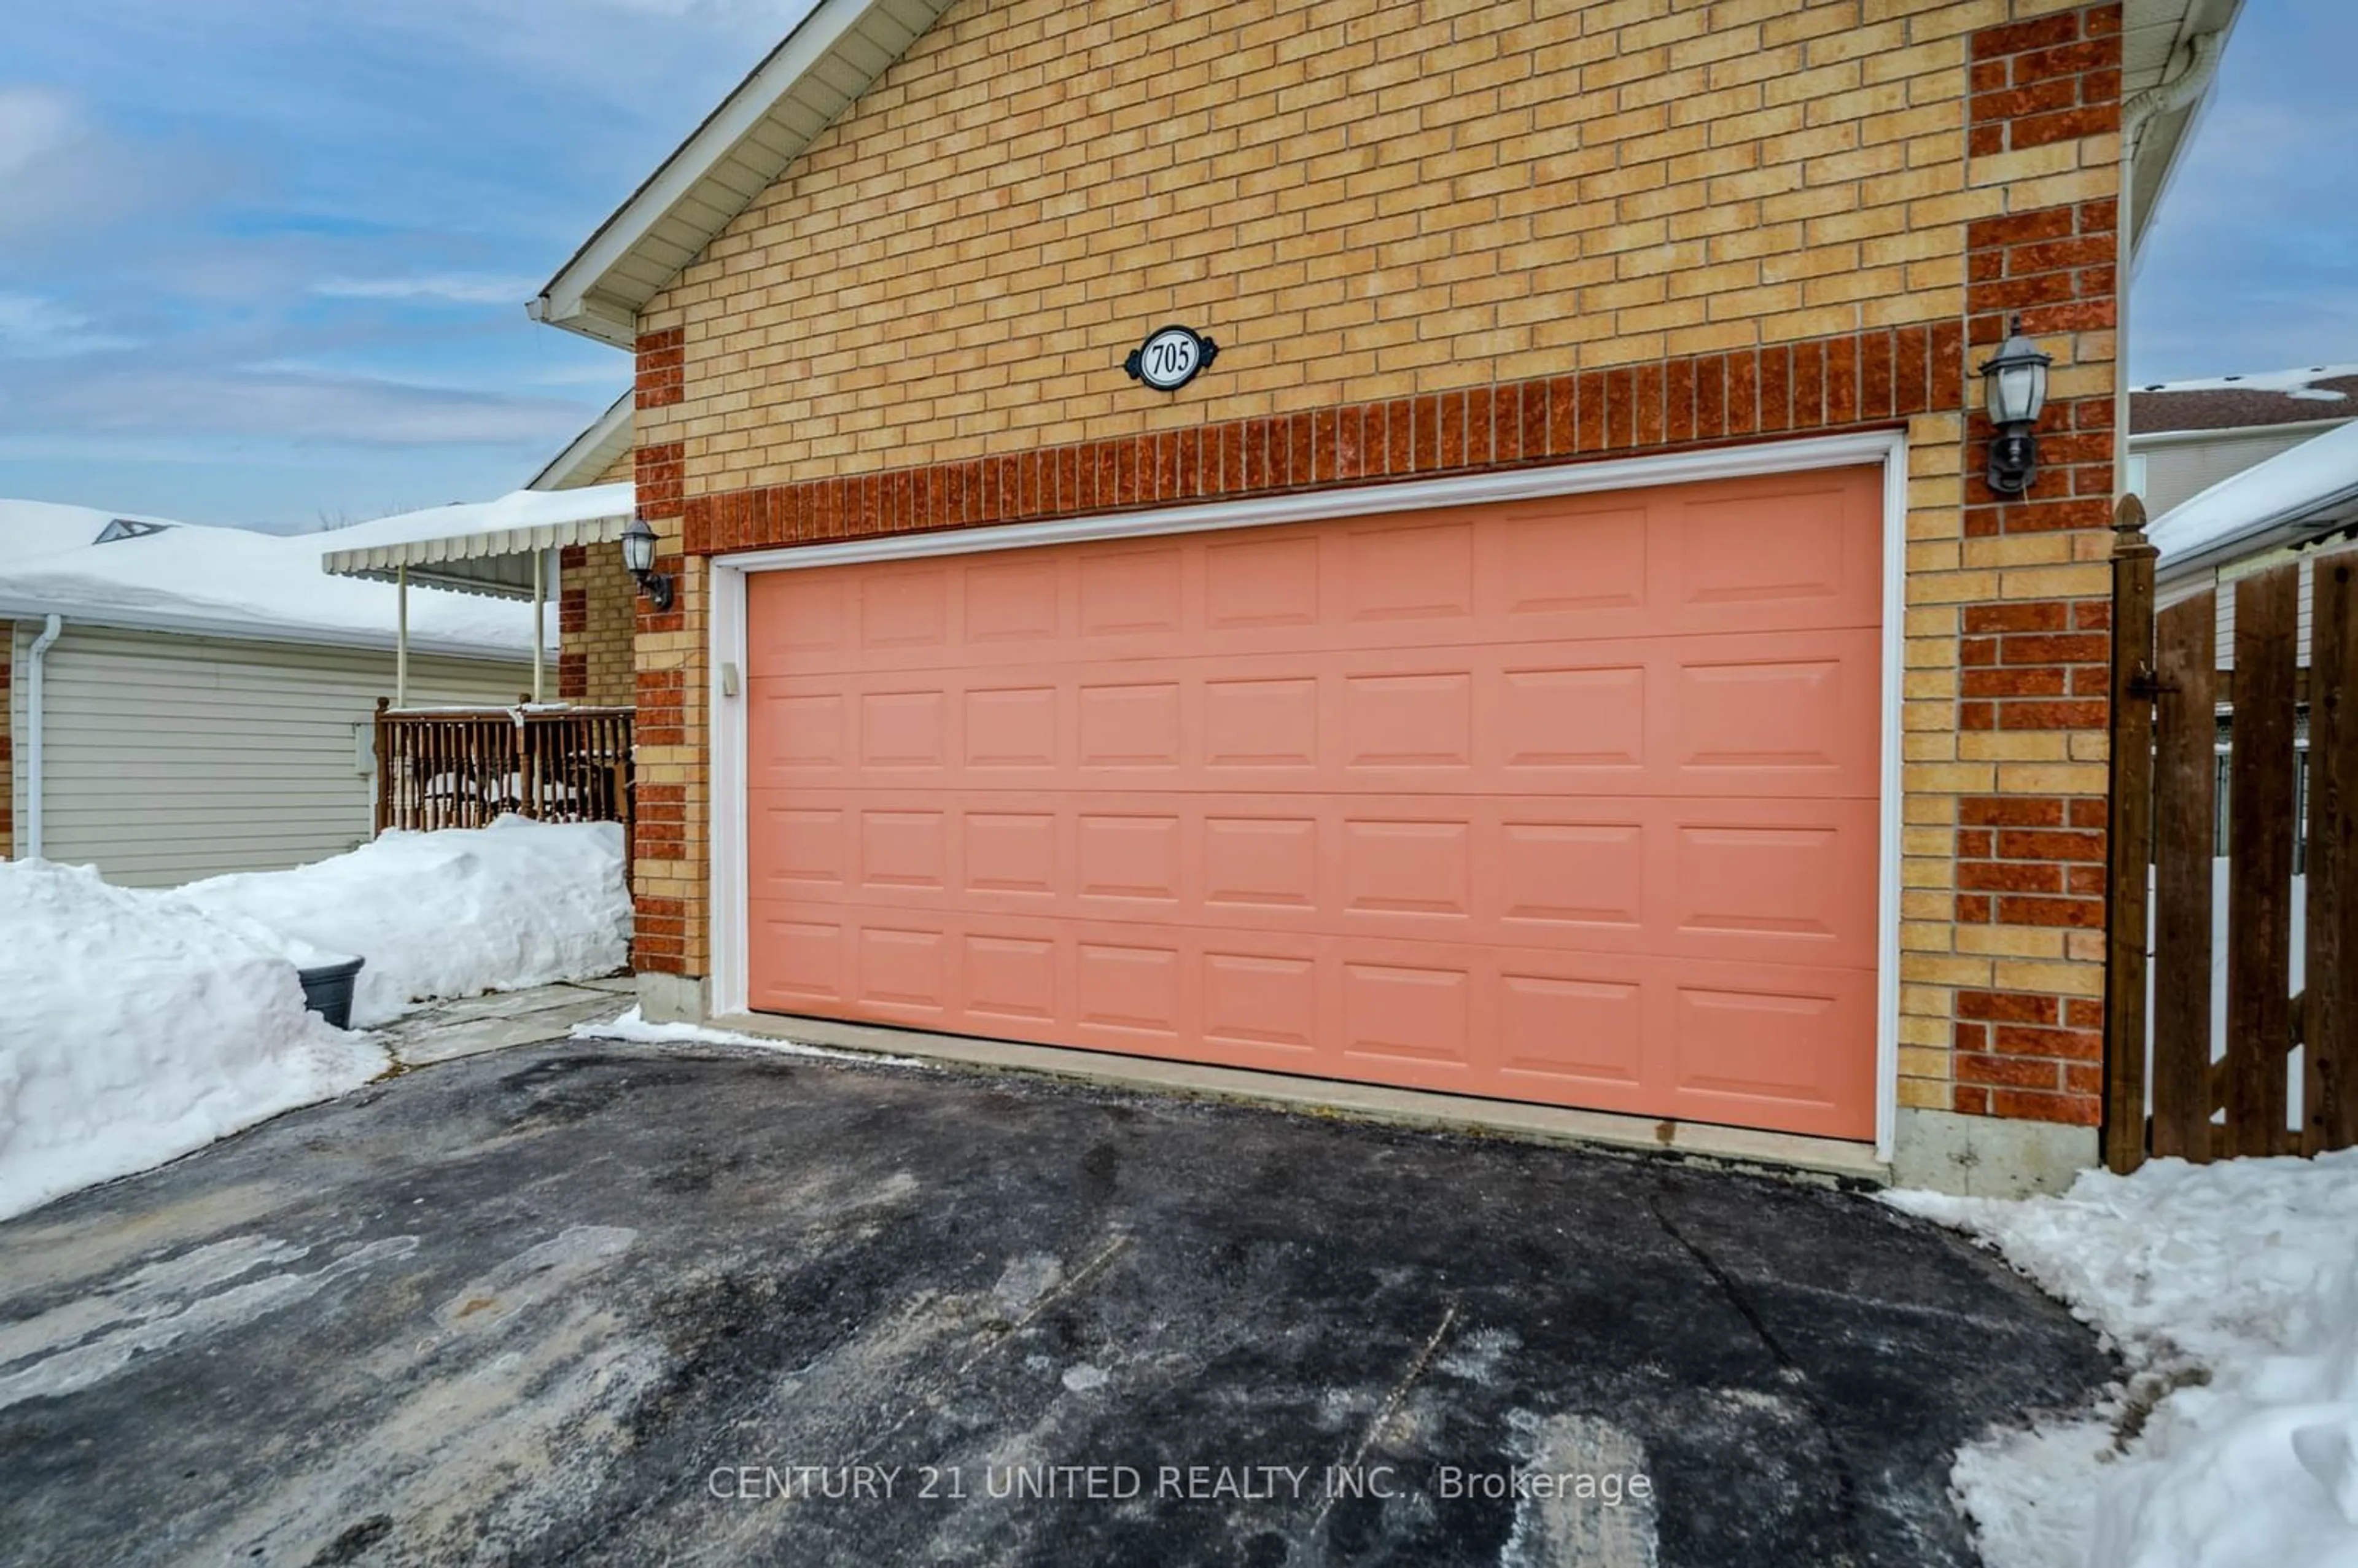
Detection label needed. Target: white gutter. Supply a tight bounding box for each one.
[2117,26,2229,495]
[2123,29,2226,155]
[21,614,63,859]
[0,596,532,663]
[2130,416,2353,451]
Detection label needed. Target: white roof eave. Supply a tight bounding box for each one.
[529,0,955,347]
[529,393,634,491]
[2150,420,2358,585]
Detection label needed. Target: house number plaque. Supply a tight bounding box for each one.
[1124,324,1218,392]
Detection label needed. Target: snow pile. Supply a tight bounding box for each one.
[572,1006,927,1068]
[1889,1152,2358,1568]
[0,862,384,1222]
[180,818,631,1028]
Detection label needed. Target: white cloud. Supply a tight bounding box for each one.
[0,86,77,181]
[0,293,138,359]
[0,362,591,448]
[0,84,227,247]
[312,273,540,305]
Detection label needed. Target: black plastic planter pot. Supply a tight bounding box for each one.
[297,956,366,1031]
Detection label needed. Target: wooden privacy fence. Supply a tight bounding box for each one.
[375,702,635,855]
[2104,497,2358,1171]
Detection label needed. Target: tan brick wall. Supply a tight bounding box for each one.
[621,0,2126,1133]
[558,543,640,707]
[591,448,636,486]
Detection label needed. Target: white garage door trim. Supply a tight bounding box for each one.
[707,429,1910,1157]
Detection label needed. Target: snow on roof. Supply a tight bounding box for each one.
[0,503,535,659]
[0,499,195,563]
[316,483,636,600]
[2149,419,2358,580]
[314,483,633,556]
[2134,364,2358,397]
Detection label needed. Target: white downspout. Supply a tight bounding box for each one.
[22,614,63,859]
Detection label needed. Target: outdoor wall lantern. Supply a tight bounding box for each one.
[1978,316,2053,496]
[620,514,674,611]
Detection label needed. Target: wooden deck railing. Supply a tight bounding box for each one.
[2104,499,2357,1170]
[374,701,634,853]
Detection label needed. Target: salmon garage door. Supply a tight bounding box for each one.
[745,467,1883,1139]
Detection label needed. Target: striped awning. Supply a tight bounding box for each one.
[321,510,634,600]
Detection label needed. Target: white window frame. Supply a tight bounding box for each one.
[707,429,1912,1158]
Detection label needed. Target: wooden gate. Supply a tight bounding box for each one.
[2104,498,2358,1170]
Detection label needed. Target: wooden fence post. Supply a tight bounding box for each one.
[2103,495,2158,1174]
[2307,558,2358,1152]
[2151,591,2216,1159]
[373,697,393,837]
[2227,564,2301,1156]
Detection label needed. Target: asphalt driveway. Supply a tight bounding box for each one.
[0,1038,2108,1567]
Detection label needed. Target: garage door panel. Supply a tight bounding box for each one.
[742,908,1878,1139]
[746,465,1883,1140]
[750,789,1876,964]
[1664,632,1880,793]
[962,554,1065,645]
[858,565,951,650]
[754,634,1875,798]
[1663,961,1879,1138]
[1665,477,1883,635]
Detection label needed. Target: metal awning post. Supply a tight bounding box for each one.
[531,548,547,703]
[395,562,410,708]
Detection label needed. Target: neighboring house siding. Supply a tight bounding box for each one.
[26,623,526,887]
[2136,422,2349,516]
[629,0,2128,1134]
[0,621,13,859]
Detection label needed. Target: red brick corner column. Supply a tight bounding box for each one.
[1934,1,2123,1131]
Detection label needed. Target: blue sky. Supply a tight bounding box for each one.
[0,1,2350,532]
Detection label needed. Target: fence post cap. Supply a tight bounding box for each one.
[2112,493,2158,559]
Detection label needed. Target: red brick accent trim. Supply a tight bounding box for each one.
[636,780,686,866]
[635,665,685,748]
[633,893,687,968]
[634,328,684,411]
[1951,988,2106,1125]
[636,440,685,520]
[1962,195,2119,540]
[680,325,1962,556]
[1969,3,2122,156]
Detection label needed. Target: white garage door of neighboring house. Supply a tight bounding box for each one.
[10,623,528,887]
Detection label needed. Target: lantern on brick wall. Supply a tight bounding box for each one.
[620,514,674,611]
[1977,316,2053,496]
